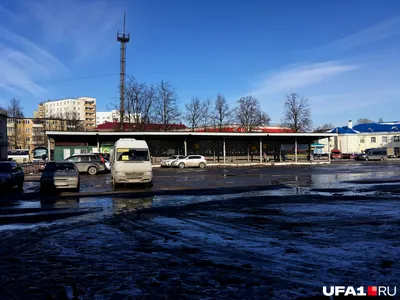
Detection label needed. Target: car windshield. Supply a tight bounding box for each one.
[44,162,75,172]
[0,163,12,172]
[33,149,47,159]
[117,148,149,162]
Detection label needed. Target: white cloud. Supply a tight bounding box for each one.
[21,0,121,62]
[0,0,121,96]
[310,90,400,116]
[0,26,68,96]
[250,61,358,97]
[330,17,400,51]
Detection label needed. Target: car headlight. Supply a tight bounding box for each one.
[145,171,152,176]
[116,171,125,176]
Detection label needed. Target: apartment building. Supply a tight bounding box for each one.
[96,110,141,125]
[7,117,67,152]
[0,113,7,160]
[34,96,96,130]
[96,109,141,125]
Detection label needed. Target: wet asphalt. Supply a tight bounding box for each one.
[0,161,399,299]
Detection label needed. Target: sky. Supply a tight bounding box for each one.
[1,0,400,127]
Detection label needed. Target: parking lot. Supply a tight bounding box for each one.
[0,162,399,299]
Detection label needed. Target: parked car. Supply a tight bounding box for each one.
[0,161,24,190]
[171,155,207,168]
[92,153,111,171]
[357,148,387,161]
[40,162,80,192]
[341,153,357,159]
[161,155,186,167]
[330,149,342,159]
[65,154,106,175]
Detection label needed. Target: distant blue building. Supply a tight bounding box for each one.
[322,120,400,156]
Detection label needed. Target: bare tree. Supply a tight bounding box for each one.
[356,118,374,125]
[64,111,84,132]
[154,80,181,131]
[184,97,204,131]
[111,76,157,131]
[7,99,24,149]
[313,123,334,133]
[0,105,6,115]
[235,96,270,132]
[214,94,232,131]
[201,98,212,131]
[7,98,24,119]
[282,93,312,132]
[141,84,156,126]
[124,76,146,130]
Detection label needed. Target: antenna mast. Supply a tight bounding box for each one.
[117,12,130,131]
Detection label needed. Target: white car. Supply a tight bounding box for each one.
[161,155,186,167]
[171,155,207,168]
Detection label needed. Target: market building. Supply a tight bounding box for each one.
[45,130,336,164]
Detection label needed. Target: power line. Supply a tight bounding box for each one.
[3,73,119,89]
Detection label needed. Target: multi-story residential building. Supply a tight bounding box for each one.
[320,120,400,156]
[96,110,140,125]
[7,117,67,153]
[34,96,96,130]
[0,113,7,160]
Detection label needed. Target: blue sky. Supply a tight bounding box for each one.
[1,0,400,127]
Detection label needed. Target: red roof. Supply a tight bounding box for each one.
[97,122,187,131]
[96,122,294,133]
[193,127,295,133]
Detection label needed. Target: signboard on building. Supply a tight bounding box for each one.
[102,147,110,154]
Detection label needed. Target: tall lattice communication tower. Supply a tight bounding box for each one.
[117,12,130,131]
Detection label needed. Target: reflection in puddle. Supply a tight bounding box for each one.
[0,196,154,232]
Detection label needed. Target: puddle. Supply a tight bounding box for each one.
[0,197,153,232]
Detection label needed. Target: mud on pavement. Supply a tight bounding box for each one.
[0,193,399,299]
[0,163,400,299]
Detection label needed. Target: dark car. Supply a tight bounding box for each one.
[0,161,25,190]
[65,154,106,175]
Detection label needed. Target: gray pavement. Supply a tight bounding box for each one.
[0,162,399,299]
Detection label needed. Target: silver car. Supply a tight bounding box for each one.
[0,161,24,190]
[161,155,186,167]
[65,154,106,175]
[171,155,207,168]
[40,162,80,193]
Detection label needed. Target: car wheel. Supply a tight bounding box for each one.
[88,166,98,175]
[365,157,369,161]
[199,162,205,168]
[179,162,185,169]
[381,157,384,161]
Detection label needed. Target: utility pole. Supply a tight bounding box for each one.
[117,12,130,131]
